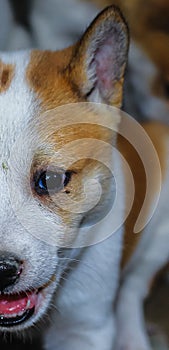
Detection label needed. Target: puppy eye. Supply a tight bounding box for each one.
[33,169,72,196]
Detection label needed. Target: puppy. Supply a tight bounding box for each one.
[0,6,129,350]
[1,4,168,350]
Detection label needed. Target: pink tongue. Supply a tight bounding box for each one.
[0,293,38,315]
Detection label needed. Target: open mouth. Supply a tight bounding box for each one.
[0,291,40,328]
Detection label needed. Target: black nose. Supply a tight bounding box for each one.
[0,252,22,291]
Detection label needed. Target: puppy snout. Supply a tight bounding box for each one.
[0,252,22,291]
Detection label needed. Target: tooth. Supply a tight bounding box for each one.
[26,300,31,309]
[0,311,26,319]
[18,310,25,316]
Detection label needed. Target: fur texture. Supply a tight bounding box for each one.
[1,2,169,350]
[0,6,129,350]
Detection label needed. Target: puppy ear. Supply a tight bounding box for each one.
[68,6,129,107]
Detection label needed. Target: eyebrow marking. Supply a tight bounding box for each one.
[0,61,15,93]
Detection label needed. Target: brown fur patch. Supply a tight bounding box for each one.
[0,61,14,93]
[27,6,129,246]
[30,122,114,234]
[120,122,169,267]
[27,6,128,110]
[26,48,84,111]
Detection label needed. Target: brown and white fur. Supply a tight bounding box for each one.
[30,1,169,349]
[0,2,169,350]
[3,0,169,122]
[0,6,129,350]
[22,0,169,124]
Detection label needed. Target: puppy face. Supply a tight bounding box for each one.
[0,6,128,332]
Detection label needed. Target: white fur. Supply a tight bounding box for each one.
[0,51,38,155]
[44,230,123,350]
[0,72,124,350]
[0,47,125,349]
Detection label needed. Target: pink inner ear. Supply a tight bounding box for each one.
[95,37,115,92]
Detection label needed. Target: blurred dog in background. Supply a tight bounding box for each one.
[95,0,169,123]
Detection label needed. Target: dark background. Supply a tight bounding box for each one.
[9,0,32,29]
[0,336,42,350]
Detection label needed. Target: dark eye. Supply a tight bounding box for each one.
[33,169,72,196]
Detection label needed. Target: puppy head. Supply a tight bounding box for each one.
[0,6,128,332]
